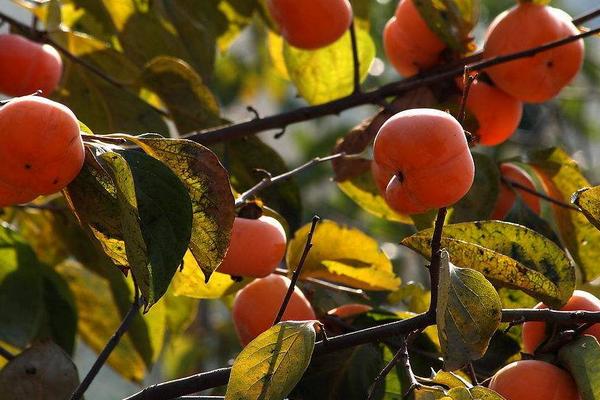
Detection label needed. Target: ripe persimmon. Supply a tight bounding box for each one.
[522,290,600,354]
[232,274,316,346]
[0,34,63,97]
[383,0,446,77]
[464,79,522,146]
[266,0,352,50]
[489,360,579,400]
[0,96,84,207]
[372,108,474,214]
[218,216,287,278]
[483,3,584,103]
[327,304,372,319]
[490,163,541,220]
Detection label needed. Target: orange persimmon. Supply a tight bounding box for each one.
[372,108,474,214]
[490,163,541,220]
[522,290,600,354]
[0,34,62,97]
[267,0,352,50]
[483,3,584,103]
[232,274,316,346]
[0,96,84,207]
[217,216,287,278]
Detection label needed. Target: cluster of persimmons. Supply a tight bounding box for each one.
[0,0,595,398]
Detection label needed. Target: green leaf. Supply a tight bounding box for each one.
[436,251,502,371]
[140,57,222,134]
[287,220,400,291]
[283,27,375,105]
[38,265,78,355]
[225,136,302,230]
[127,137,234,281]
[449,153,500,223]
[225,321,316,400]
[99,150,193,309]
[171,251,249,299]
[0,223,44,347]
[337,169,413,224]
[402,221,575,308]
[530,148,600,282]
[414,0,480,52]
[49,30,168,134]
[0,341,80,400]
[558,335,600,400]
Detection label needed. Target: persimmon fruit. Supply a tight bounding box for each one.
[372,108,474,214]
[383,0,446,77]
[464,79,523,146]
[232,274,316,346]
[266,0,352,50]
[327,304,372,319]
[217,216,287,278]
[522,290,600,354]
[0,34,63,97]
[0,96,84,207]
[483,3,584,103]
[490,163,541,220]
[489,360,579,400]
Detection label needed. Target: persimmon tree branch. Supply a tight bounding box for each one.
[273,215,320,324]
[426,208,448,316]
[123,308,600,400]
[70,284,142,400]
[349,20,361,94]
[274,268,368,297]
[186,21,600,145]
[502,177,581,212]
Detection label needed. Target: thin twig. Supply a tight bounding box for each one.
[457,70,476,125]
[70,285,142,400]
[427,208,448,316]
[274,268,368,298]
[235,153,353,207]
[349,20,361,94]
[502,177,581,211]
[466,362,479,386]
[367,336,420,400]
[273,215,320,325]
[0,345,15,361]
[572,8,600,25]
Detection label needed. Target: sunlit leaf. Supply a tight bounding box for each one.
[140,57,222,134]
[0,224,43,347]
[436,251,502,371]
[126,137,234,281]
[99,150,193,309]
[0,341,79,400]
[225,321,316,400]
[530,148,600,282]
[402,221,575,308]
[287,220,400,291]
[558,335,600,400]
[283,27,375,105]
[171,251,249,299]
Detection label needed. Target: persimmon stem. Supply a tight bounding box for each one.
[501,177,581,211]
[235,152,358,207]
[70,283,142,400]
[349,19,361,94]
[273,215,320,325]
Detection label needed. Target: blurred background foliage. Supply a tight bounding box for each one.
[1,0,599,398]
